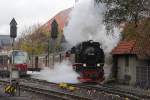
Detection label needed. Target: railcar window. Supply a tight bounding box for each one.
[13,52,27,56]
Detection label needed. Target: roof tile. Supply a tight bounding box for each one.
[112,40,136,54]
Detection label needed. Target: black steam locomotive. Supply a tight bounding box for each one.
[70,40,105,83]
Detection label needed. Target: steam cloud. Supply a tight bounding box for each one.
[30,60,79,83]
[64,0,120,53]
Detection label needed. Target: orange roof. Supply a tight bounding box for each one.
[112,38,150,60]
[112,40,136,54]
[43,8,72,32]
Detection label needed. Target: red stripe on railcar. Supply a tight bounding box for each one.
[15,64,28,71]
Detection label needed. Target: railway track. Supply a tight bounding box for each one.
[20,84,92,100]
[96,84,150,99]
[1,77,149,100]
[20,78,142,99]
[75,84,144,100]
[0,79,92,100]
[21,78,150,100]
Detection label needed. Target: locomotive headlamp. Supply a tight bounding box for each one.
[97,63,100,67]
[83,64,86,67]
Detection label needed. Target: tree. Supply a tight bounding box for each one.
[95,0,150,33]
[122,18,150,40]
[18,24,49,55]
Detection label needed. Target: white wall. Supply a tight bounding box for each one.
[117,54,149,85]
[128,56,137,84]
[117,56,125,81]
[117,55,137,84]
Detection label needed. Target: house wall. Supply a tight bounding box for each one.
[117,55,137,85]
[137,59,149,66]
[116,55,149,85]
[117,56,125,81]
[129,56,137,84]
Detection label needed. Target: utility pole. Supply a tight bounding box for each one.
[10,18,17,84]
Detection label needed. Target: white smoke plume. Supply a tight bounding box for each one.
[30,60,79,83]
[64,0,120,53]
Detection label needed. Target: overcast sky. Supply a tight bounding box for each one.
[0,0,74,36]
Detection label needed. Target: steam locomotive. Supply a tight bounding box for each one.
[69,40,105,83]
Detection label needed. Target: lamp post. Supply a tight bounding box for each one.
[10,18,17,84]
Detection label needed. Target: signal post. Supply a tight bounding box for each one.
[9,18,18,84]
[50,19,58,68]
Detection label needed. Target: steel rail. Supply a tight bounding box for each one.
[15,78,150,99]
[19,84,92,100]
[74,84,150,100]
[0,79,92,100]
[2,78,150,100]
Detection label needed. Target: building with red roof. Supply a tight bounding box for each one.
[112,40,136,55]
[112,38,150,85]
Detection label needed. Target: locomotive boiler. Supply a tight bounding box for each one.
[69,40,105,83]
